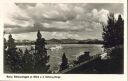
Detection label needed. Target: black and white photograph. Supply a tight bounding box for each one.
[3,3,124,74]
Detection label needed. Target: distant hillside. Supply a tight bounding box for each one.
[47,38,79,44]
[14,39,103,45]
[47,38,103,44]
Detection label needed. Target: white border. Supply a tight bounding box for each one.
[0,0,127,81]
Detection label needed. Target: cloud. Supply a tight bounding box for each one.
[4,3,123,40]
[4,24,23,28]
[91,9,109,25]
[4,31,82,40]
[85,3,123,14]
[5,22,84,34]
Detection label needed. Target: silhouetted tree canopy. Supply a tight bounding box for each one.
[5,34,23,73]
[4,31,50,73]
[60,53,69,71]
[34,30,50,73]
[102,13,124,49]
[100,13,124,73]
[22,48,34,73]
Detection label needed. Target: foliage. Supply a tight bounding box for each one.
[73,52,90,65]
[59,53,69,71]
[22,48,34,73]
[5,34,23,73]
[4,30,50,73]
[102,13,124,49]
[101,13,124,73]
[34,30,50,73]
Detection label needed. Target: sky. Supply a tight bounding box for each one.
[4,3,123,40]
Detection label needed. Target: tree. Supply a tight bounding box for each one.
[4,38,9,72]
[4,38,7,50]
[101,13,124,73]
[34,30,50,73]
[115,15,124,45]
[60,53,69,71]
[22,48,34,73]
[77,52,90,63]
[102,13,124,49]
[6,34,22,73]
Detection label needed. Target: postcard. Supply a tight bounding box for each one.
[0,0,127,81]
